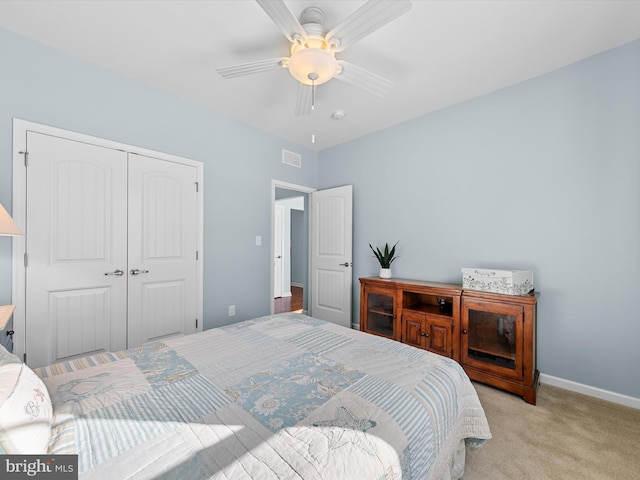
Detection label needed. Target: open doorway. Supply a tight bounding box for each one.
[271,181,353,327]
[271,180,315,315]
[274,191,308,314]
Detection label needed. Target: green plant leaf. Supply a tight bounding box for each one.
[369,241,399,268]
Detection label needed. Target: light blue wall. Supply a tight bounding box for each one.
[2,25,638,400]
[318,40,640,399]
[0,27,318,328]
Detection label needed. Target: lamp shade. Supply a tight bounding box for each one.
[0,202,23,236]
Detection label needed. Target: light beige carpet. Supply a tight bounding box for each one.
[463,382,640,479]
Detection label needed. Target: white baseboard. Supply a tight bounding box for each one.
[539,373,640,410]
[291,282,304,288]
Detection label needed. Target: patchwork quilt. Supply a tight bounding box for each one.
[36,313,491,479]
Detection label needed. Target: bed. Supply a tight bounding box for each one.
[1,312,491,479]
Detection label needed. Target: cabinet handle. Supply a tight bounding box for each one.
[420,332,429,337]
[462,329,468,334]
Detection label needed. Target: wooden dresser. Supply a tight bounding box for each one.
[360,277,539,404]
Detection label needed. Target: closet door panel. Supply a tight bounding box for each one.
[127,154,198,347]
[25,132,128,368]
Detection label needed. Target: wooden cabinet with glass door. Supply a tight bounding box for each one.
[360,277,539,404]
[461,290,539,404]
[359,279,399,340]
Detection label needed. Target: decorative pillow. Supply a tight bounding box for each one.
[0,344,21,367]
[0,362,52,453]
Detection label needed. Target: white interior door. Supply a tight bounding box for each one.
[310,185,353,328]
[25,132,128,368]
[126,154,198,346]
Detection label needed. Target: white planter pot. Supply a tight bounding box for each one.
[379,268,391,279]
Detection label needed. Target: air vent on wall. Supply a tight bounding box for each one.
[282,149,301,168]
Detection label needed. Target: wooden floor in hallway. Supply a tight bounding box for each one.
[274,285,303,314]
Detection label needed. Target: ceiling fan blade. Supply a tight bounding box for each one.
[216,57,287,79]
[256,0,308,45]
[335,60,395,97]
[325,0,412,52]
[295,83,312,116]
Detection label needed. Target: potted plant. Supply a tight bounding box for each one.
[369,242,398,278]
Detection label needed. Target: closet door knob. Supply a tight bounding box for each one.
[130,269,149,276]
[104,269,124,276]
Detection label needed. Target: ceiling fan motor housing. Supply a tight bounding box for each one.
[287,7,338,85]
[300,6,325,25]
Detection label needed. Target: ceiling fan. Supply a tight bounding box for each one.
[216,0,412,116]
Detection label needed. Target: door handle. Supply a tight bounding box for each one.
[338,262,352,267]
[275,255,282,259]
[104,269,124,276]
[130,269,149,276]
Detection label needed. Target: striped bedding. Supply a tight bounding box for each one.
[35,312,491,479]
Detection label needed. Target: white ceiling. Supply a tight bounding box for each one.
[1,1,639,151]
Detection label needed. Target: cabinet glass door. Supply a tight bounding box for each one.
[463,299,523,380]
[366,291,395,337]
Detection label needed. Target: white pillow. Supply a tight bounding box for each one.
[0,344,20,366]
[0,362,53,453]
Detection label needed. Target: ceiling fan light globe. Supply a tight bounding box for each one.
[288,48,337,86]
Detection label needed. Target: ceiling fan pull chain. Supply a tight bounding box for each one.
[311,77,316,143]
[308,72,318,111]
[307,73,318,144]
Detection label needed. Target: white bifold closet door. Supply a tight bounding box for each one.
[25,132,198,368]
